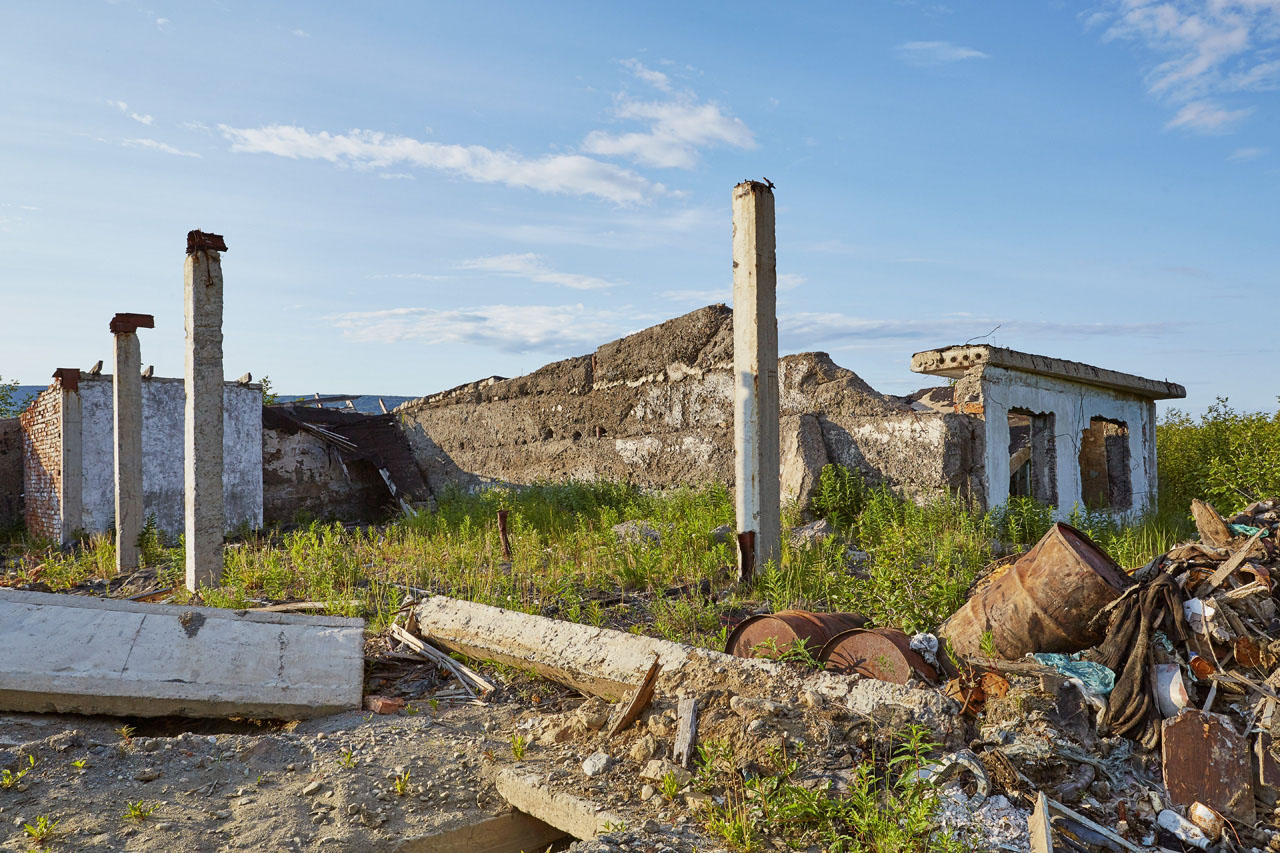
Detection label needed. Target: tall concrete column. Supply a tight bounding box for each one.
[184,231,227,591]
[732,181,780,580]
[53,368,83,546]
[110,314,154,571]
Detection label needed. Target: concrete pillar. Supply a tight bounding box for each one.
[53,369,83,546]
[732,181,780,580]
[184,231,227,591]
[109,314,154,571]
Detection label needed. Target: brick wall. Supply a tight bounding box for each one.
[19,385,62,540]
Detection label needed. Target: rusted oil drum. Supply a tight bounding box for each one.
[819,628,938,684]
[939,522,1131,660]
[726,610,868,659]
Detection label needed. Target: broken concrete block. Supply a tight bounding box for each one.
[493,769,622,841]
[0,589,364,719]
[364,696,405,715]
[780,412,828,509]
[787,518,834,549]
[639,759,692,786]
[1162,710,1254,824]
[613,520,660,546]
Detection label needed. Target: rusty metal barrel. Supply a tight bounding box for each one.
[940,522,1131,660]
[726,610,868,659]
[819,627,938,684]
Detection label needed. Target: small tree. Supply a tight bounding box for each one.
[0,376,26,419]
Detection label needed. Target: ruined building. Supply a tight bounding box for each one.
[396,304,1184,518]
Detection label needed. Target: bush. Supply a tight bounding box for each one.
[1158,397,1280,515]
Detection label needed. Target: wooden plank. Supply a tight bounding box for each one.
[394,810,565,853]
[1027,791,1054,853]
[1197,529,1265,596]
[1192,499,1233,549]
[390,623,494,698]
[673,695,699,769]
[607,656,661,737]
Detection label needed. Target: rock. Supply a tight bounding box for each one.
[613,521,660,546]
[640,784,656,801]
[788,518,833,549]
[46,730,84,753]
[629,734,657,763]
[799,690,822,710]
[133,768,162,782]
[710,524,733,545]
[781,413,829,509]
[684,791,713,811]
[574,698,611,731]
[729,695,784,719]
[302,781,323,796]
[582,751,612,778]
[647,711,677,739]
[640,759,692,787]
[844,678,962,746]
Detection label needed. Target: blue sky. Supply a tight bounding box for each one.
[2,1,1277,413]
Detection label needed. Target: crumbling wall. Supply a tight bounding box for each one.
[76,376,263,540]
[262,425,389,524]
[397,305,981,504]
[0,418,22,528]
[19,387,62,540]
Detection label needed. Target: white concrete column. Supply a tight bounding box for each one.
[54,369,83,546]
[110,314,154,571]
[732,181,780,580]
[184,231,226,591]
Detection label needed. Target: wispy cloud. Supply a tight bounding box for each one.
[155,17,169,30]
[896,40,990,66]
[218,124,664,204]
[582,66,754,170]
[1092,0,1280,133]
[107,99,153,125]
[458,253,621,290]
[332,304,625,353]
[1165,99,1253,132]
[291,28,309,38]
[121,138,201,157]
[662,288,730,305]
[620,58,671,92]
[780,312,1180,347]
[1228,145,1267,161]
[367,273,448,281]
[778,273,805,291]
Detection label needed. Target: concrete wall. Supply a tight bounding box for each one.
[397,305,981,505]
[0,417,22,528]
[77,375,263,540]
[976,365,1157,517]
[261,425,390,524]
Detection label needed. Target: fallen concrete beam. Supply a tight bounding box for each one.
[414,595,780,702]
[395,810,566,853]
[0,589,364,719]
[493,769,622,841]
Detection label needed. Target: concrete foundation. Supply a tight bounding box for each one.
[0,589,363,719]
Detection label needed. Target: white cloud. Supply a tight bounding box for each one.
[291,28,310,38]
[1228,145,1267,160]
[1165,99,1253,131]
[332,304,624,353]
[121,138,202,157]
[582,97,755,169]
[620,58,672,92]
[780,312,1180,346]
[219,124,664,204]
[458,253,620,290]
[1093,0,1280,132]
[182,120,211,134]
[896,40,990,65]
[378,172,414,180]
[107,99,153,125]
[662,288,730,304]
[367,273,448,281]
[155,17,169,30]
[778,273,805,291]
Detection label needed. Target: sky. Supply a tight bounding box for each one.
[2,1,1277,414]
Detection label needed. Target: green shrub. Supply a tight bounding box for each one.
[1158,397,1280,515]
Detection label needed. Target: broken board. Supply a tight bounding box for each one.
[1161,709,1255,823]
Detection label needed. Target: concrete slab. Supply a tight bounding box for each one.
[0,589,364,719]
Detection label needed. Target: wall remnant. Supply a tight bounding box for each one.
[19,372,262,544]
[396,305,981,507]
[0,417,21,528]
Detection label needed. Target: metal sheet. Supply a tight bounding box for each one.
[1161,710,1255,824]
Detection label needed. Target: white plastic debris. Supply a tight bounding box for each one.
[1157,809,1210,849]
